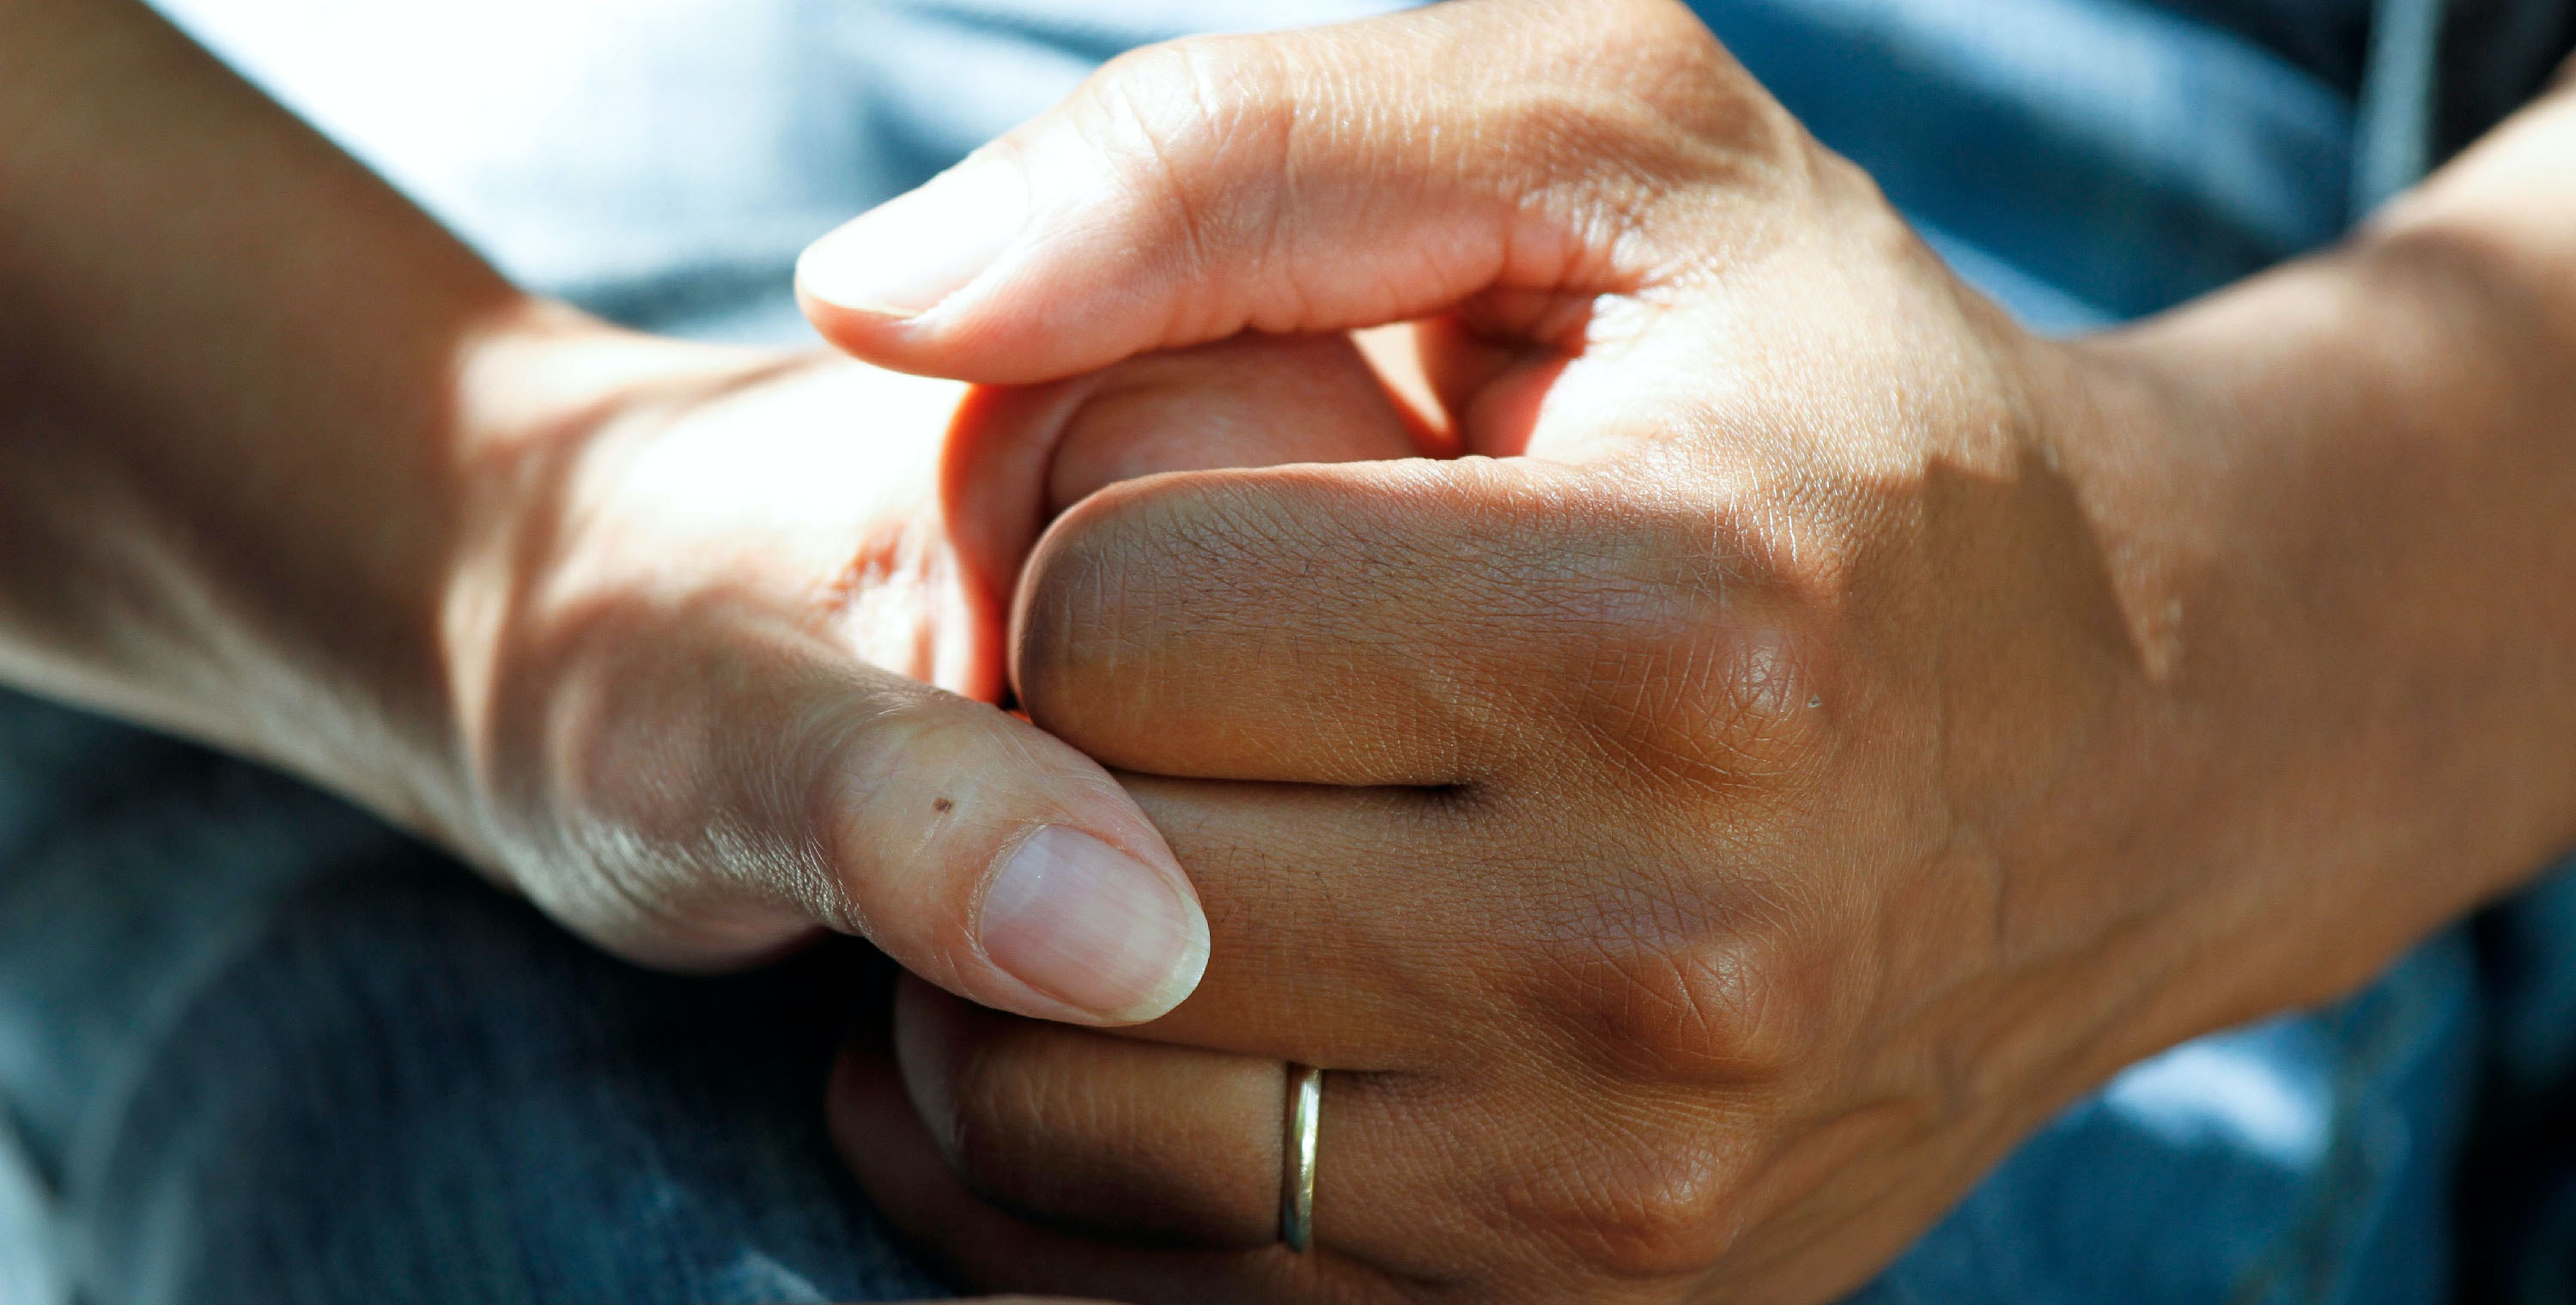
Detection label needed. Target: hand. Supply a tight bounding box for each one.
[0,0,1423,1026]
[795,0,2576,1299]
[426,323,1418,1021]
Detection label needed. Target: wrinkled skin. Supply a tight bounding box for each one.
[798,1,2576,1301]
[435,328,1418,987]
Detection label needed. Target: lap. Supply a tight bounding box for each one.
[0,690,938,1305]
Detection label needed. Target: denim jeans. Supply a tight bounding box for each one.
[3,1,2569,1302]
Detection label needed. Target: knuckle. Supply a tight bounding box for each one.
[495,633,888,965]
[808,692,947,853]
[929,1023,1066,1205]
[1516,1125,1746,1279]
[1546,499,1844,790]
[1575,611,1837,789]
[1093,33,1284,133]
[905,1000,1282,1247]
[804,688,1067,978]
[1498,0,1806,221]
[1018,471,1489,774]
[1075,36,1296,300]
[1012,479,1224,739]
[1536,903,1831,1086]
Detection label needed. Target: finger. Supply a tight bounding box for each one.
[1047,334,1430,513]
[829,1033,1365,1305]
[795,0,1788,383]
[941,332,1423,616]
[1009,456,1763,786]
[891,975,1540,1278]
[1096,774,1523,1064]
[495,602,1208,1026]
[894,973,1284,1249]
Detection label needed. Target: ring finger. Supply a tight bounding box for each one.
[871,974,1530,1284]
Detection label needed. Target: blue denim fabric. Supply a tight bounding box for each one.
[1704,0,2362,329]
[0,1,2562,1302]
[0,694,943,1304]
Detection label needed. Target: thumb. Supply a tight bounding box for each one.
[795,0,1783,384]
[502,602,1207,1027]
[807,676,1212,1028]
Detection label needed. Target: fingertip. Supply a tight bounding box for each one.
[795,279,902,348]
[978,822,1210,1026]
[793,276,1112,386]
[797,151,1030,319]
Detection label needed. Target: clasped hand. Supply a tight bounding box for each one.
[9,1,2573,1300]
[760,0,2524,1300]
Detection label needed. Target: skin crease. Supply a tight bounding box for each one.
[0,0,1420,1035]
[799,1,2576,1302]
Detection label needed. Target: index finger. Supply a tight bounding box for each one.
[796,0,1783,383]
[1012,456,1727,788]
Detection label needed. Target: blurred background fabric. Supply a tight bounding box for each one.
[2,1,2572,1302]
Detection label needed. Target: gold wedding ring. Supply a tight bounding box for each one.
[1280,1063,1322,1252]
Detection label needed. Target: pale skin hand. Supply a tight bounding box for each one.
[794,1,2576,1301]
[0,0,1421,1032]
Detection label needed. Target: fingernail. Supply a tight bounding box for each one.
[981,825,1208,1023]
[797,152,1029,318]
